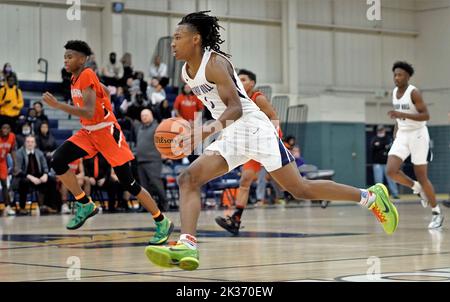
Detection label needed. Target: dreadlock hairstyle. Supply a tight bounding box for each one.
[179,11,230,58]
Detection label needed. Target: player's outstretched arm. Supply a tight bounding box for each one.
[42,88,96,119]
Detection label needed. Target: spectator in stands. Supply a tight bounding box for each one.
[14,135,57,215]
[36,121,57,164]
[370,125,399,199]
[16,122,32,149]
[61,66,72,102]
[33,101,49,133]
[113,86,126,116]
[85,52,99,76]
[117,112,136,147]
[135,71,148,98]
[0,124,17,216]
[292,146,305,168]
[0,75,24,128]
[149,55,167,80]
[1,63,18,87]
[120,52,134,87]
[146,77,166,102]
[134,109,168,211]
[26,108,37,133]
[174,83,204,122]
[159,99,173,120]
[126,92,149,121]
[283,135,296,151]
[59,159,85,214]
[102,52,123,87]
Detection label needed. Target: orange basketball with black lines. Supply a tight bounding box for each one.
[154,117,191,159]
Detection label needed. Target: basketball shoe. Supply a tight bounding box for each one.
[145,242,199,271]
[367,183,399,235]
[148,216,174,245]
[215,215,241,235]
[66,199,99,230]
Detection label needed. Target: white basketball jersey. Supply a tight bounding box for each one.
[392,84,426,130]
[181,49,260,120]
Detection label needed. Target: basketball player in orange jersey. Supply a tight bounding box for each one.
[42,41,173,244]
[145,11,398,271]
[215,69,282,235]
[0,124,16,215]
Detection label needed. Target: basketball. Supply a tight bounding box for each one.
[154,117,191,159]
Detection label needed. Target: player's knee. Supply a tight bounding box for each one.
[178,169,201,188]
[51,150,69,175]
[114,163,142,196]
[386,166,397,179]
[289,180,314,200]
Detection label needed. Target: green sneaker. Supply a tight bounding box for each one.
[368,183,399,235]
[145,243,199,271]
[148,217,174,245]
[66,201,99,230]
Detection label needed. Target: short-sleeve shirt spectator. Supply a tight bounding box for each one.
[71,68,116,126]
[0,132,15,161]
[174,94,204,122]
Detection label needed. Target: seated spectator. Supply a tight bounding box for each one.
[126,92,149,121]
[283,135,296,151]
[85,52,99,77]
[292,146,305,168]
[112,86,126,116]
[149,55,167,80]
[1,63,18,87]
[101,52,123,87]
[13,135,58,215]
[146,77,166,106]
[27,108,38,133]
[15,122,32,149]
[120,52,134,87]
[33,101,49,133]
[36,121,57,164]
[174,83,204,123]
[135,71,148,98]
[0,124,17,216]
[0,75,24,128]
[59,159,85,214]
[61,66,72,102]
[159,99,173,120]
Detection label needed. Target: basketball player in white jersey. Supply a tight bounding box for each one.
[145,11,399,271]
[386,61,444,229]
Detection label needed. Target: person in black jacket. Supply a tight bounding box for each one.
[36,121,57,164]
[370,125,399,199]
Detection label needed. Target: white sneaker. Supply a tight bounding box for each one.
[428,213,444,229]
[6,205,16,216]
[61,203,71,214]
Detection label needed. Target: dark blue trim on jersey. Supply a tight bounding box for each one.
[231,74,248,99]
[278,138,295,166]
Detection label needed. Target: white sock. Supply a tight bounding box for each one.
[411,181,422,193]
[179,234,198,250]
[432,205,441,215]
[360,190,376,208]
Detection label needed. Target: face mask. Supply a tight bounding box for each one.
[110,57,116,64]
[23,129,31,135]
[4,67,12,73]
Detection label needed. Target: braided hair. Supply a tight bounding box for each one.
[179,11,230,58]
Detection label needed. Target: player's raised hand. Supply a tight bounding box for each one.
[42,92,60,108]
